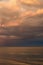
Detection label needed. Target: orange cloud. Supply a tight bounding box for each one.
[7,9,43,27]
[0,0,43,27]
[0,0,20,11]
[31,9,43,16]
[36,9,43,14]
[5,21,19,27]
[20,0,40,5]
[20,9,43,18]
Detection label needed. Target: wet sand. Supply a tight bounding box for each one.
[0,47,43,65]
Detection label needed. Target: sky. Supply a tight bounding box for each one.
[0,0,43,41]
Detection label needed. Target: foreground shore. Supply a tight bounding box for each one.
[0,47,43,65]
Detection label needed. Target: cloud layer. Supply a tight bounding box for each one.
[0,0,43,39]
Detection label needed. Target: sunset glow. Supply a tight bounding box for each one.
[0,0,43,39]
